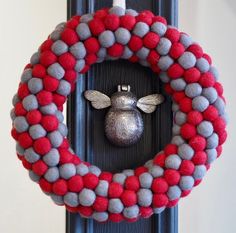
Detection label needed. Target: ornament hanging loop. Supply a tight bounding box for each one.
[113,0,126,10]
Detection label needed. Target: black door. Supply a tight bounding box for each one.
[67,1,178,233]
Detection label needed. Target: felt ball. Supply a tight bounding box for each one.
[58,124,67,138]
[58,53,76,70]
[47,63,65,80]
[40,103,57,116]
[153,207,166,214]
[18,83,30,100]
[121,46,133,59]
[180,123,196,140]
[158,55,173,71]
[16,143,25,155]
[175,111,187,125]
[125,176,140,191]
[13,116,29,133]
[32,64,46,78]
[125,9,138,16]
[51,40,68,56]
[61,28,78,46]
[133,22,149,38]
[167,64,184,79]
[29,170,40,183]
[43,148,60,166]
[153,15,167,25]
[164,169,180,186]
[199,72,215,88]
[32,160,48,176]
[178,144,194,160]
[43,76,60,92]
[55,110,64,123]
[107,43,124,57]
[139,172,153,188]
[98,30,115,48]
[108,198,124,213]
[192,96,209,112]
[40,50,57,67]
[189,135,206,151]
[113,173,126,185]
[80,13,93,23]
[187,111,203,126]
[109,6,125,16]
[178,52,196,69]
[29,124,46,139]
[169,42,185,59]
[89,18,105,36]
[159,72,170,83]
[151,177,168,193]
[197,121,214,137]
[214,98,225,115]
[22,94,38,111]
[207,133,219,149]
[50,194,64,205]
[179,160,194,175]
[79,188,96,206]
[148,165,164,178]
[64,192,79,207]
[37,90,53,106]
[41,115,59,132]
[74,59,85,73]
[39,178,52,193]
[185,83,202,98]
[119,15,135,31]
[120,190,137,207]
[12,94,20,106]
[209,66,219,80]
[193,165,206,180]
[128,35,143,52]
[143,32,160,49]
[28,78,43,94]
[153,194,168,208]
[171,135,185,146]
[44,167,59,182]
[92,212,108,222]
[33,137,51,155]
[156,37,171,55]
[57,80,71,96]
[196,58,210,73]
[108,182,123,198]
[164,144,178,155]
[52,179,68,196]
[187,44,203,59]
[123,205,139,219]
[24,148,40,163]
[165,27,180,43]
[76,23,91,40]
[48,130,63,148]
[172,125,180,135]
[89,165,101,176]
[69,42,86,60]
[68,175,83,192]
[83,173,99,189]
[93,196,109,212]
[167,185,181,200]
[206,149,217,164]
[145,159,154,168]
[151,22,167,37]
[95,180,109,197]
[115,28,131,45]
[76,163,89,176]
[135,166,148,177]
[30,52,40,65]
[84,37,100,54]
[26,110,41,125]
[140,207,153,218]
[137,189,152,207]
[104,14,120,31]
[170,78,186,91]
[202,87,218,104]
[179,176,194,190]
[165,154,182,170]
[184,67,201,83]
[59,163,76,180]
[191,151,207,165]
[136,47,149,60]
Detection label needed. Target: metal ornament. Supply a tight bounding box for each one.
[84,85,164,147]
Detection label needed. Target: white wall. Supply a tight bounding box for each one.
[0,1,235,233]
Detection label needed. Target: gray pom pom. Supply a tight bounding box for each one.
[76,163,89,176]
[122,169,134,177]
[209,66,219,81]
[172,125,180,135]
[207,133,219,149]
[139,172,153,188]
[59,163,76,179]
[185,83,202,98]
[159,72,170,83]
[167,185,181,200]
[51,40,68,56]
[144,159,153,169]
[29,124,46,139]
[43,149,60,166]
[156,38,172,55]
[22,95,38,111]
[179,176,194,190]
[115,28,131,45]
[28,78,43,94]
[50,29,62,41]
[113,173,126,185]
[137,189,153,207]
[30,52,40,65]
[123,205,139,219]
[125,9,138,16]
[24,148,40,163]
[64,192,79,207]
[75,59,85,72]
[193,165,206,180]
[172,103,179,112]
[136,47,150,60]
[165,154,182,170]
[16,143,25,155]
[97,47,107,59]
[108,198,124,213]
[95,180,109,197]
[196,58,210,73]
[121,46,133,59]
[149,165,164,178]
[178,144,194,160]
[70,42,86,59]
[171,135,185,146]
[51,194,64,205]
[55,22,66,30]
[48,131,63,148]
[89,165,101,176]
[92,212,108,222]
[170,79,186,91]
[202,87,218,104]
[206,149,217,164]
[10,109,16,121]
[12,94,20,106]
[133,22,149,38]
[58,123,68,137]
[192,96,209,112]
[29,170,40,183]
[197,121,213,137]
[21,68,32,83]
[98,30,115,48]
[179,34,192,48]
[79,188,96,206]
[151,22,167,37]
[57,80,71,96]
[154,207,165,214]
[13,116,29,133]
[44,167,59,182]
[178,52,196,69]
[40,103,57,115]
[158,56,174,71]
[214,98,225,115]
[55,110,64,122]
[77,23,92,38]
[175,111,187,125]
[80,14,93,23]
[47,63,65,80]
[109,6,125,16]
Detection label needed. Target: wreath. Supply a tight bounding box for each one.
[11,6,228,223]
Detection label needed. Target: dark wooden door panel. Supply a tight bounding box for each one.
[67,1,178,233]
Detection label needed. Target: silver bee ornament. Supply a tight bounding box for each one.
[84,85,164,147]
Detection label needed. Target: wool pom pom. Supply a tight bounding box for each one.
[169,42,185,59]
[43,76,60,92]
[58,53,76,70]
[187,111,203,125]
[167,64,184,79]
[37,90,53,106]
[41,115,59,132]
[179,97,192,113]
[108,43,124,57]
[18,132,33,149]
[93,196,108,212]
[52,179,68,196]
[153,194,168,208]
[165,27,180,43]
[143,32,160,49]
[104,14,120,31]
[187,44,203,59]
[120,15,136,30]
[128,35,143,52]
[99,172,113,183]
[109,213,124,222]
[82,173,99,189]
[32,160,48,176]
[199,72,215,88]
[68,175,83,192]
[184,68,201,83]
[61,28,79,46]
[152,16,167,25]
[84,37,100,54]
[34,137,51,155]
[180,123,196,139]
[120,190,137,207]
[134,166,148,177]
[191,151,207,165]
[164,169,180,186]
[40,51,57,67]
[151,177,168,193]
[153,153,166,167]
[189,135,206,151]
[58,149,74,164]
[164,144,178,155]
[179,160,194,175]
[125,176,140,191]
[89,19,105,36]
[108,182,124,198]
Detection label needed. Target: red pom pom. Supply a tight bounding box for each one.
[53,93,66,107]
[64,70,77,84]
[167,64,184,79]
[143,32,160,49]
[152,16,167,25]
[84,37,100,54]
[37,90,53,106]
[109,213,124,223]
[40,51,57,67]
[108,43,124,57]
[181,190,191,198]
[191,151,207,165]
[32,160,48,176]
[216,145,223,157]
[18,132,33,149]
[213,117,226,135]
[179,97,192,113]
[134,166,148,177]
[78,206,93,217]
[167,199,179,208]
[125,176,140,191]
[219,130,227,145]
[179,160,194,175]
[199,72,215,88]
[164,169,180,186]
[153,153,166,167]
[99,172,113,183]
[136,11,153,25]
[14,102,27,116]
[43,75,60,92]
[120,15,136,30]
[187,111,203,125]
[108,182,124,198]
[58,52,76,70]
[153,194,168,208]
[85,54,97,65]
[59,149,74,164]
[189,135,206,151]
[21,157,32,170]
[41,115,59,132]
[40,39,53,52]
[128,35,143,52]
[169,42,185,59]
[34,137,51,155]
[18,83,30,99]
[203,53,212,65]
[147,50,160,65]
[39,178,52,193]
[151,178,168,193]
[184,68,201,83]
[187,44,203,59]
[214,82,223,96]
[140,207,153,218]
[11,128,19,140]
[180,123,197,139]
[203,106,218,121]
[164,144,177,155]
[66,18,79,29]
[104,14,120,31]
[32,64,46,78]
[94,9,108,20]
[173,91,186,103]
[129,55,139,63]
[68,175,83,192]
[93,196,108,212]
[165,27,180,43]
[61,28,79,46]
[52,179,68,196]
[83,173,99,189]
[89,19,105,36]
[120,190,137,207]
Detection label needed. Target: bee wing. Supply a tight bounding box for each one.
[84,90,111,109]
[137,94,164,113]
